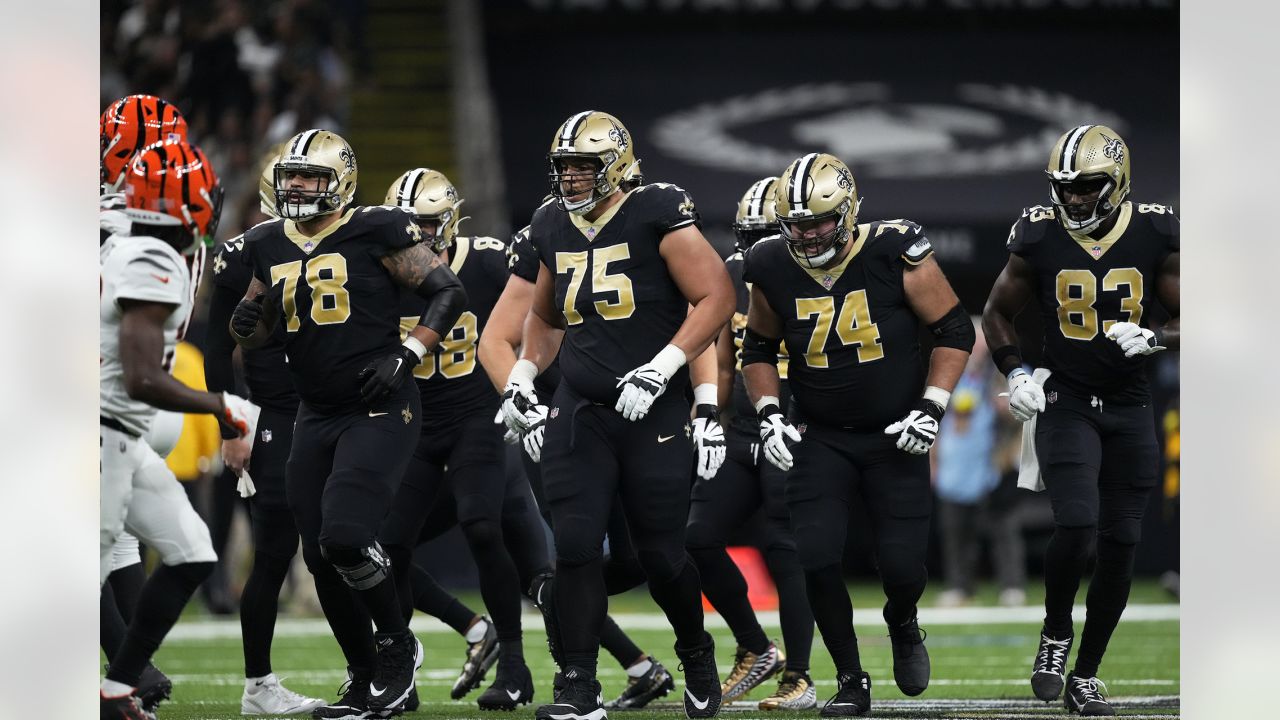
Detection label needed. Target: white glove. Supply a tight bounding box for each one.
[1106,322,1165,358]
[615,345,686,422]
[495,408,520,445]
[884,401,944,455]
[218,391,259,439]
[691,404,727,480]
[236,471,257,498]
[757,402,801,471]
[1007,369,1046,422]
[501,360,540,434]
[521,404,549,463]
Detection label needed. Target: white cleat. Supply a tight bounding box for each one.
[241,673,327,715]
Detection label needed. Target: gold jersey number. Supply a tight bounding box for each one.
[555,245,636,325]
[794,289,884,368]
[1055,267,1144,340]
[398,311,479,380]
[269,253,351,332]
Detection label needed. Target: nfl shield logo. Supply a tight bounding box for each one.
[1046,391,1058,404]
[1089,245,1103,258]
[260,429,272,443]
[820,275,835,290]
[550,407,560,419]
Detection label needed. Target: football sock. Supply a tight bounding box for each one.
[806,564,862,675]
[108,561,146,622]
[766,545,814,673]
[646,560,708,650]
[464,616,490,643]
[107,561,214,687]
[1074,536,1137,678]
[556,556,606,677]
[462,518,525,659]
[625,656,654,678]
[600,615,646,670]
[240,550,293,678]
[354,573,409,634]
[689,545,769,654]
[1043,526,1095,637]
[101,584,127,661]
[306,547,378,671]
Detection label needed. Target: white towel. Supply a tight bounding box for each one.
[1016,368,1053,492]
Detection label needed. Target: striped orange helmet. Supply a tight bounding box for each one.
[100,95,188,194]
[124,139,223,255]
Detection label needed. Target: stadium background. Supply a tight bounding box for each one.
[99,0,1178,632]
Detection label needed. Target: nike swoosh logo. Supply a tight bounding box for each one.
[150,274,171,284]
[658,435,674,443]
[369,411,388,417]
[686,689,709,710]
[506,689,521,701]
[393,358,403,375]
[369,684,387,697]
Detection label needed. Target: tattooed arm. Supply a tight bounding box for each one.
[380,242,468,350]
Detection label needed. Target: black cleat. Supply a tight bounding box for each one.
[1064,673,1115,716]
[1031,630,1074,701]
[529,573,566,668]
[101,691,156,720]
[604,656,674,709]
[451,616,501,700]
[477,659,535,711]
[367,630,419,713]
[886,610,930,696]
[534,666,605,720]
[676,635,721,719]
[819,671,871,717]
[312,668,376,720]
[135,664,172,713]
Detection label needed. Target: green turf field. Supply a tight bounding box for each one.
[134,583,1180,719]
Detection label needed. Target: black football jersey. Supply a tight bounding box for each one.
[244,206,420,414]
[506,222,564,400]
[530,183,699,404]
[744,220,935,431]
[724,249,792,436]
[1007,201,1178,404]
[398,236,508,427]
[213,231,298,411]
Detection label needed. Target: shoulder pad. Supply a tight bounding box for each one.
[741,236,784,284]
[352,204,416,227]
[1005,206,1055,254]
[216,234,247,258]
[864,219,931,263]
[725,251,744,266]
[243,218,285,242]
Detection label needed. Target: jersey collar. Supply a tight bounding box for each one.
[284,208,356,254]
[792,224,868,291]
[569,191,631,242]
[1068,201,1132,260]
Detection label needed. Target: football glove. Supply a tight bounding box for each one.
[1007,368,1046,422]
[691,403,727,481]
[521,404,549,463]
[217,392,256,440]
[1106,321,1165,358]
[501,360,541,434]
[758,402,801,471]
[357,345,419,405]
[884,400,945,455]
[495,408,521,445]
[615,364,670,421]
[230,294,264,338]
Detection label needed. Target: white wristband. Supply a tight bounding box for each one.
[923,385,951,409]
[693,383,717,407]
[402,336,428,362]
[754,395,781,414]
[508,358,539,385]
[650,344,688,379]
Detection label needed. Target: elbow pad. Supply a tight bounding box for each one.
[416,264,469,335]
[741,326,782,367]
[927,303,975,352]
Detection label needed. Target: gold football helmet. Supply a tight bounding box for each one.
[385,168,466,253]
[274,129,358,220]
[620,158,645,192]
[257,142,288,219]
[774,153,860,268]
[1046,124,1131,234]
[732,176,779,252]
[547,110,636,215]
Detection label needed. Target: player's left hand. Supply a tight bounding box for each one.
[615,363,671,421]
[357,345,419,405]
[495,408,521,445]
[521,404,550,463]
[1105,322,1165,358]
[691,403,726,480]
[884,400,945,455]
[221,435,252,475]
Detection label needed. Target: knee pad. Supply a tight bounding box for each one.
[763,545,803,581]
[461,517,503,553]
[554,525,604,568]
[1099,518,1143,546]
[875,540,927,589]
[320,541,392,591]
[636,546,686,585]
[1053,499,1099,529]
[793,522,842,571]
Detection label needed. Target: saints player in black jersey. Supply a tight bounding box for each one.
[376,167,536,710]
[481,219,678,710]
[685,177,817,711]
[499,111,735,720]
[230,129,467,718]
[743,153,974,717]
[982,125,1179,717]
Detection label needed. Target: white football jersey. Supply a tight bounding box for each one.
[100,235,194,436]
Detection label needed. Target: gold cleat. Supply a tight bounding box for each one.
[758,670,817,711]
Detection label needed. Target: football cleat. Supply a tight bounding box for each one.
[720,642,784,702]
[241,673,326,715]
[476,659,534,711]
[101,691,156,720]
[534,666,605,720]
[529,573,566,669]
[758,670,817,711]
[819,672,871,717]
[886,610,930,696]
[1064,673,1115,716]
[451,616,501,699]
[311,668,375,720]
[1031,630,1074,701]
[676,635,722,719]
[366,630,418,713]
[604,656,674,709]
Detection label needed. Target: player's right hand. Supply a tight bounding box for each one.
[757,403,802,471]
[521,404,549,463]
[230,294,264,338]
[501,382,539,434]
[218,392,255,440]
[1007,369,1046,422]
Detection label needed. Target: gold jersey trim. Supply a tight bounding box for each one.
[792,223,869,290]
[1068,201,1132,260]
[283,208,356,253]
[569,191,631,242]
[449,236,470,273]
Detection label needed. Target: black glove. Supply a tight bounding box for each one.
[357,345,420,406]
[230,294,264,338]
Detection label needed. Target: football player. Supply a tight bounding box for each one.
[743,153,973,717]
[480,220,678,710]
[500,110,736,720]
[231,130,467,718]
[100,138,256,720]
[685,177,817,711]
[981,125,1179,717]
[378,167,536,710]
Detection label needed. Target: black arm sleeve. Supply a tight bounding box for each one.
[741,326,782,367]
[926,302,976,352]
[415,263,468,336]
[204,282,242,394]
